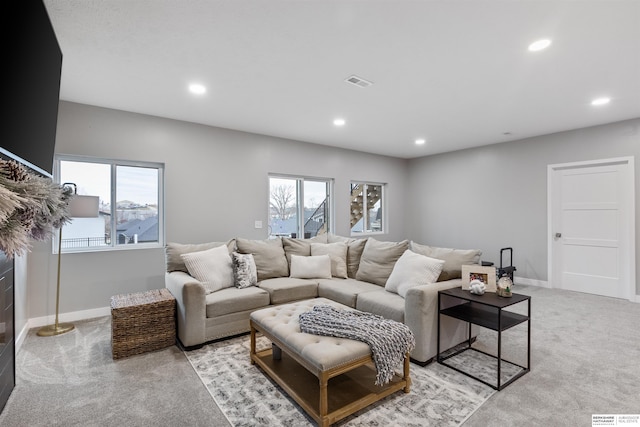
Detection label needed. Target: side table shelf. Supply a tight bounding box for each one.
[437,288,531,390]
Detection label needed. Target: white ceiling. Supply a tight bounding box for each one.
[43,0,640,159]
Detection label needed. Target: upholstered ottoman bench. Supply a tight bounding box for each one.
[249,298,411,427]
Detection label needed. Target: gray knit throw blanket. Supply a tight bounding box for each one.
[299,305,415,386]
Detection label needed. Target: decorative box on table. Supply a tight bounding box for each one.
[110,288,176,359]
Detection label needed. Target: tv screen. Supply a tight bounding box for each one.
[1,0,62,177]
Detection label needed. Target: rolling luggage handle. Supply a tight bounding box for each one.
[498,247,516,281]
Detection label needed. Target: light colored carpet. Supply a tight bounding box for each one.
[1,285,638,427]
[0,316,230,427]
[463,285,640,426]
[184,334,521,426]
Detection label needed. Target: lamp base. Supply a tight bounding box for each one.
[37,322,75,337]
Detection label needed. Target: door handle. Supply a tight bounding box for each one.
[555,233,562,238]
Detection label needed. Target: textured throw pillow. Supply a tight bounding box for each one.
[385,250,445,298]
[355,238,409,286]
[231,252,258,289]
[289,254,332,279]
[327,234,368,279]
[410,241,482,281]
[236,237,289,281]
[165,240,234,273]
[311,242,348,278]
[180,245,234,294]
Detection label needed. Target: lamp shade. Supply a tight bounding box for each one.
[68,195,99,218]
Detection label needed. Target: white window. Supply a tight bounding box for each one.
[350,182,384,235]
[268,175,332,239]
[55,155,164,252]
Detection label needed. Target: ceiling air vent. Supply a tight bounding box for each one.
[345,75,373,88]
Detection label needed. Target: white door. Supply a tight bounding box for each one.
[548,158,635,300]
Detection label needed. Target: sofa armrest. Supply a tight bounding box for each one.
[404,279,469,363]
[165,271,207,347]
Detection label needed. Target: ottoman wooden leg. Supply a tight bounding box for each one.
[403,352,411,393]
[319,372,329,427]
[250,324,256,365]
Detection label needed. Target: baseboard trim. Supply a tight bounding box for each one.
[15,322,30,354]
[514,276,549,288]
[15,306,110,355]
[28,306,111,329]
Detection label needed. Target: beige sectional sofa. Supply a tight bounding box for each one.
[164,233,481,365]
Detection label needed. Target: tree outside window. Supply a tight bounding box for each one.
[269,176,331,239]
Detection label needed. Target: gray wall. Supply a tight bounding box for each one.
[26,101,409,318]
[406,118,640,294]
[23,102,640,321]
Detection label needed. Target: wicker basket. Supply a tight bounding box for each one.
[111,288,176,359]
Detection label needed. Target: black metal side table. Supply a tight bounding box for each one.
[437,287,530,390]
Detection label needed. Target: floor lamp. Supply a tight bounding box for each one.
[38,186,100,337]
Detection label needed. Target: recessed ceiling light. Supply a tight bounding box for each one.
[528,39,552,52]
[333,118,346,126]
[188,83,207,95]
[591,97,611,106]
[415,138,426,145]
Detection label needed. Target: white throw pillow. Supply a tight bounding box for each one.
[181,245,234,294]
[289,254,332,279]
[310,242,348,278]
[385,250,445,298]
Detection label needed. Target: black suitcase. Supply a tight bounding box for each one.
[498,247,516,281]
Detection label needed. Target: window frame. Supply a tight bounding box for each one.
[54,154,165,253]
[268,174,334,239]
[350,181,386,237]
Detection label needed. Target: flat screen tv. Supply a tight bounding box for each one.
[1,0,62,178]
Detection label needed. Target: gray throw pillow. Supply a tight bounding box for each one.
[231,252,258,289]
[410,241,482,281]
[282,238,312,266]
[282,234,330,268]
[236,237,289,281]
[355,238,409,286]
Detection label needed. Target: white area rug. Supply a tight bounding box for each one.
[185,335,522,426]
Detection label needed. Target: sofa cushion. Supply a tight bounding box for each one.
[180,245,234,294]
[386,250,445,298]
[327,234,367,279]
[355,238,409,286]
[258,277,319,304]
[355,289,405,323]
[205,286,270,318]
[231,252,258,289]
[410,241,482,281]
[165,240,234,273]
[317,278,380,308]
[311,242,348,279]
[236,237,289,281]
[282,237,311,265]
[282,235,330,266]
[309,233,328,244]
[290,254,332,279]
